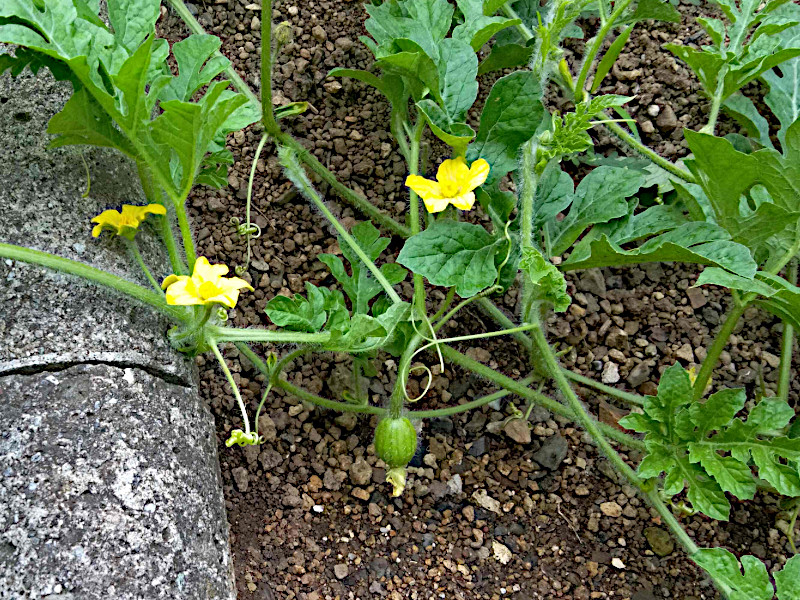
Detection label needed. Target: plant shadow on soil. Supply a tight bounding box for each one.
[157,1,797,598]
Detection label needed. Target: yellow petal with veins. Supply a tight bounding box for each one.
[449,192,476,211]
[465,159,490,192]
[405,174,444,202]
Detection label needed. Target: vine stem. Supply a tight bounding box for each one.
[206,325,330,344]
[573,0,635,102]
[125,238,162,295]
[407,119,426,319]
[176,207,197,272]
[602,119,697,184]
[562,368,645,406]
[501,2,535,42]
[692,300,748,401]
[279,146,404,305]
[260,0,280,136]
[778,261,798,402]
[410,376,537,419]
[440,345,644,450]
[210,340,252,436]
[0,242,185,322]
[528,313,701,557]
[136,161,185,274]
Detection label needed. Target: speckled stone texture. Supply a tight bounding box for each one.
[0,64,235,599]
[0,67,190,383]
[0,364,234,600]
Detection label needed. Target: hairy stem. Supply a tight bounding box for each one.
[136,162,185,274]
[573,0,635,102]
[0,242,184,322]
[778,261,798,402]
[692,300,748,401]
[211,341,252,435]
[409,377,538,419]
[125,238,162,295]
[260,0,280,135]
[440,345,644,450]
[207,325,331,344]
[563,369,645,406]
[276,378,385,414]
[407,119,427,319]
[175,207,197,272]
[280,146,404,305]
[602,118,696,184]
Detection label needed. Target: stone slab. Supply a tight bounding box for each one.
[0,363,235,600]
[0,68,191,384]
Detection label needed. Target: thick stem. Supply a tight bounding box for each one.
[277,133,411,237]
[692,300,748,400]
[391,332,425,418]
[563,369,645,406]
[440,345,644,450]
[573,0,635,102]
[602,119,696,184]
[407,119,427,319]
[280,146,404,305]
[175,207,197,272]
[260,0,280,136]
[0,242,184,322]
[699,73,727,135]
[501,2,535,41]
[519,141,541,321]
[211,341,252,435]
[126,238,162,295]
[136,162,185,274]
[644,487,699,555]
[778,261,798,402]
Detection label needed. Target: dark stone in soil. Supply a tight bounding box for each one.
[533,434,569,470]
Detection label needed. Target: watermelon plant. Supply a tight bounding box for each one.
[2,0,800,596]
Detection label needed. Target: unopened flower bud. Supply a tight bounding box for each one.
[274,21,293,50]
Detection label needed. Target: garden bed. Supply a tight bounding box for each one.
[155,1,799,598]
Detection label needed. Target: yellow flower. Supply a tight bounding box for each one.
[91,204,167,239]
[405,157,490,213]
[161,257,253,309]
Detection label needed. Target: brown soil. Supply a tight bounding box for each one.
[157,2,799,599]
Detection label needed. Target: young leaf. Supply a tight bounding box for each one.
[452,0,521,51]
[468,71,545,181]
[265,283,328,332]
[157,34,230,103]
[547,166,645,255]
[695,268,800,330]
[762,24,800,148]
[665,0,800,103]
[477,42,534,76]
[397,219,505,297]
[692,549,774,600]
[416,99,476,156]
[591,25,634,93]
[723,93,774,148]
[684,122,800,260]
[622,0,681,24]
[318,222,407,315]
[520,247,570,312]
[775,554,800,599]
[107,0,161,53]
[437,38,479,121]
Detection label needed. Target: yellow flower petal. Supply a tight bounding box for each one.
[449,192,476,211]
[222,277,254,292]
[405,174,444,202]
[435,157,470,197]
[465,159,490,192]
[422,195,452,213]
[193,256,229,281]
[206,290,239,309]
[161,274,183,290]
[165,277,204,306]
[91,223,104,238]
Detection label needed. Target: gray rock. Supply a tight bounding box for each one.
[644,527,675,557]
[0,365,234,599]
[577,269,607,298]
[627,362,651,388]
[533,434,569,470]
[0,69,191,384]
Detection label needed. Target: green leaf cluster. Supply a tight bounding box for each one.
[683,118,800,264]
[665,0,800,104]
[693,549,800,600]
[265,222,410,353]
[0,0,259,202]
[620,364,800,520]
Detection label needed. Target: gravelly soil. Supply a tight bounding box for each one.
[157,1,799,598]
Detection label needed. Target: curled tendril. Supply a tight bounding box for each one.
[225,429,261,447]
[230,217,262,239]
[400,313,444,404]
